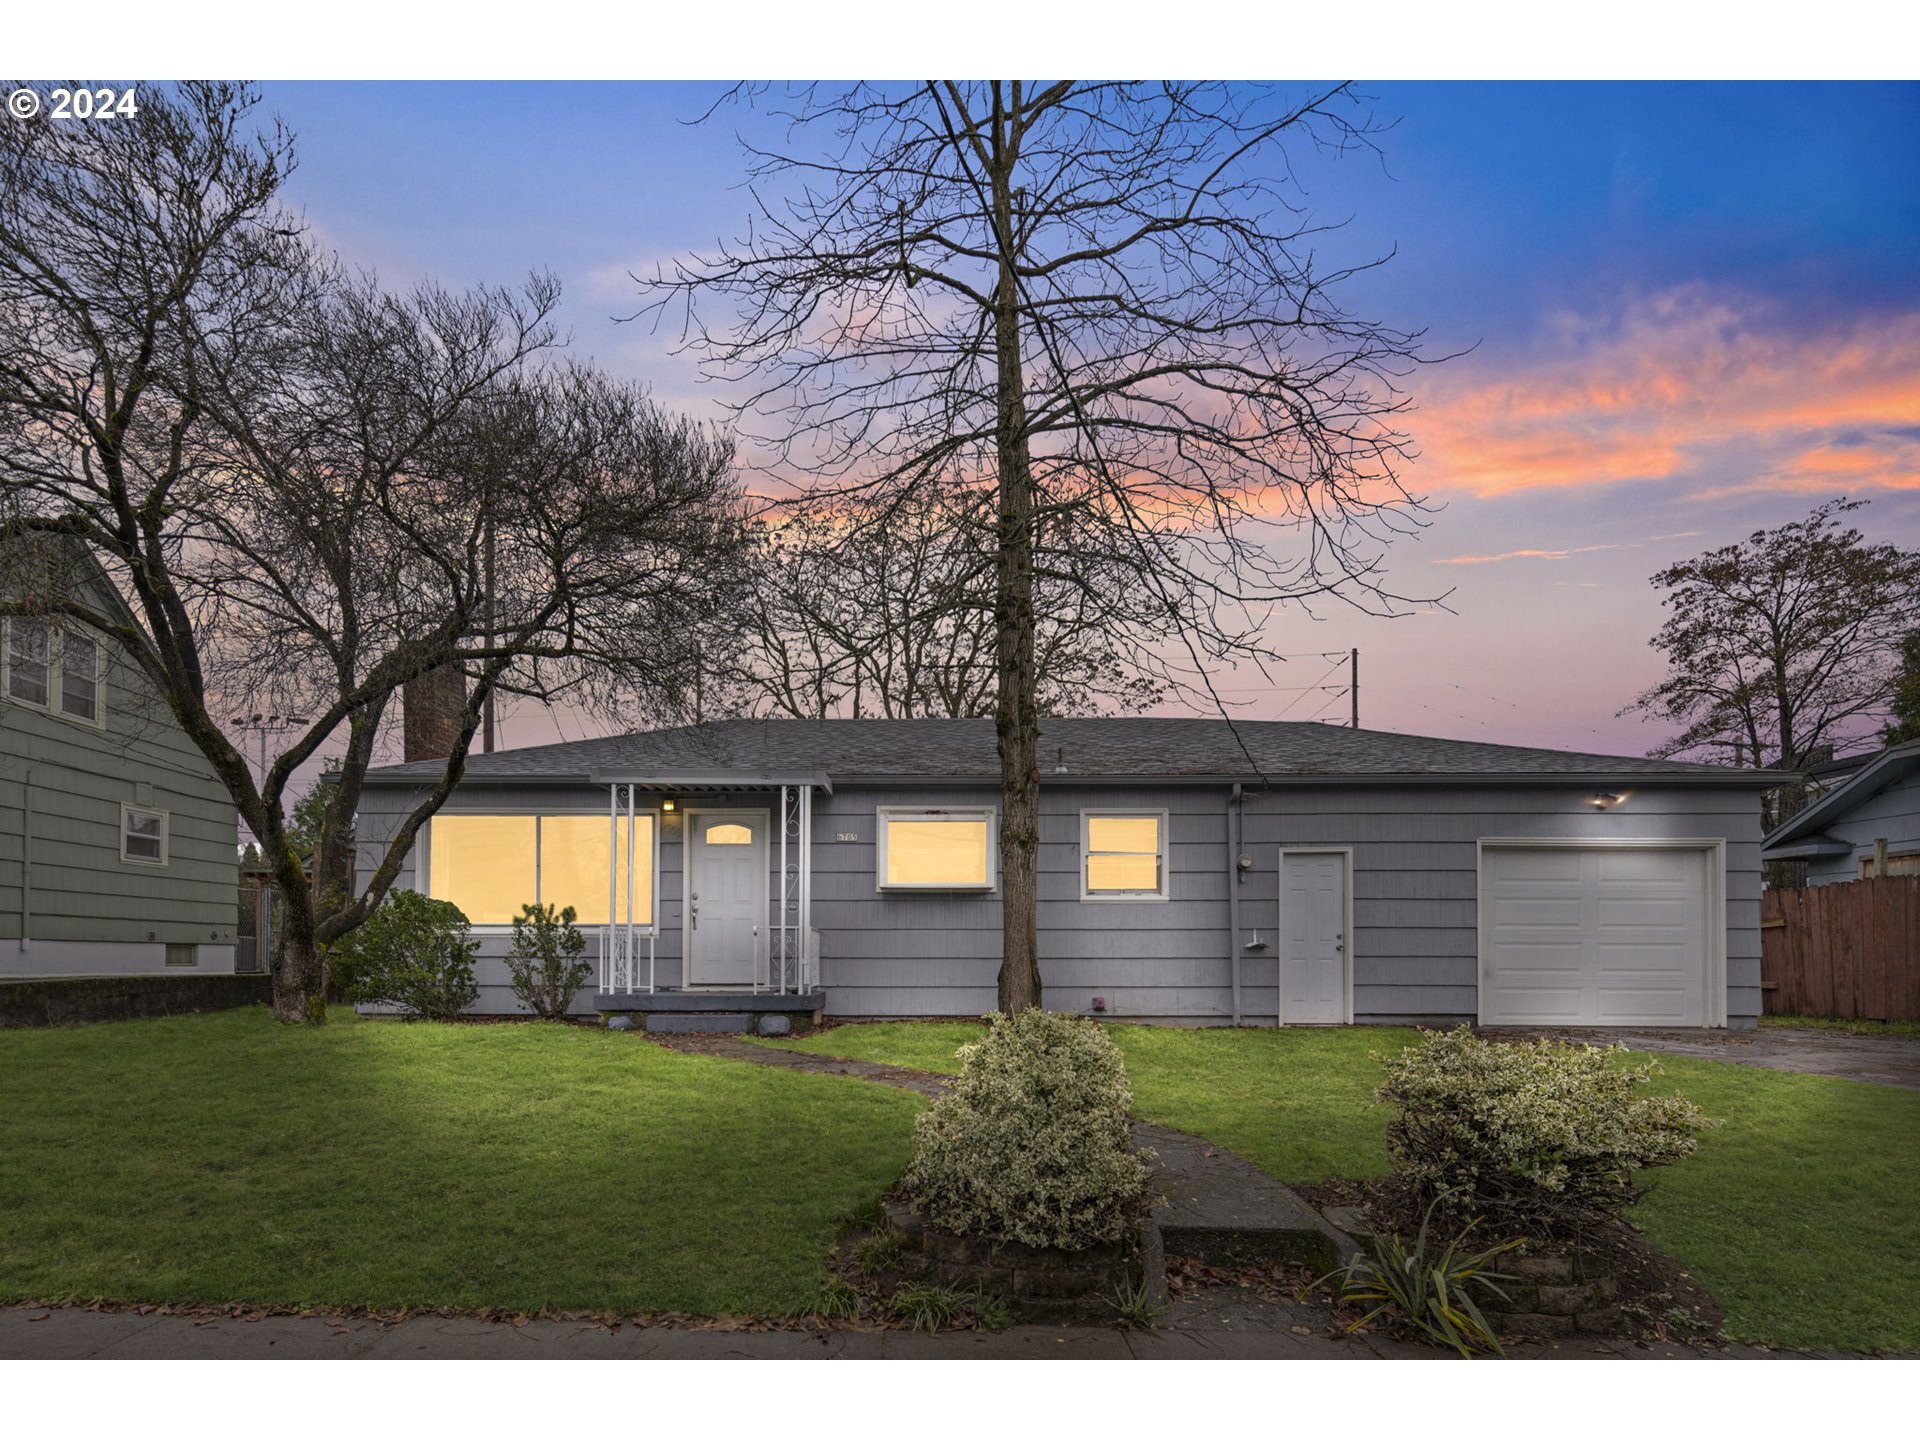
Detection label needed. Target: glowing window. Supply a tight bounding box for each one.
[428,815,535,925]
[542,813,654,927]
[1082,812,1167,898]
[878,809,994,890]
[428,813,657,927]
[704,822,753,845]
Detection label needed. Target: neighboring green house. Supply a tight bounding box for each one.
[1,553,240,977]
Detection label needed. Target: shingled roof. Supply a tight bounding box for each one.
[361,717,1783,787]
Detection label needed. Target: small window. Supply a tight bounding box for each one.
[122,804,169,865]
[164,943,199,968]
[1081,811,1168,899]
[704,822,753,845]
[6,618,51,708]
[58,627,101,723]
[877,808,995,890]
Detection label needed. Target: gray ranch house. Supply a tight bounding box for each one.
[2,561,241,978]
[1760,739,1920,883]
[355,717,1780,1031]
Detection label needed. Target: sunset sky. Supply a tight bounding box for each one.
[270,80,1920,758]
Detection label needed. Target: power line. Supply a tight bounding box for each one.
[1273,659,1347,720]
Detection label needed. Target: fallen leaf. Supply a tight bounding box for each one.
[27,1314,50,1323]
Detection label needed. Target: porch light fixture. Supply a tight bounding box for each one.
[1588,791,1624,810]
[660,797,677,813]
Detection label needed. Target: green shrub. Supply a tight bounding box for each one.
[1379,1028,1712,1235]
[506,903,591,1019]
[1318,1203,1522,1358]
[902,1008,1152,1251]
[331,889,480,1021]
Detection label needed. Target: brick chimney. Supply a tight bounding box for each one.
[403,665,466,763]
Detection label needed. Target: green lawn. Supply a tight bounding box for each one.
[1761,1014,1920,1039]
[0,1008,921,1316]
[769,1020,1920,1353]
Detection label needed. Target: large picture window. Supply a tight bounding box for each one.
[1081,811,1168,899]
[876,808,995,890]
[427,812,655,927]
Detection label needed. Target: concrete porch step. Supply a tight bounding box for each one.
[1140,1124,1357,1273]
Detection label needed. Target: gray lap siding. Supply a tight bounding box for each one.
[355,777,1763,1025]
[1238,785,1763,1026]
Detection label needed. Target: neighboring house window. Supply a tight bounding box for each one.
[58,626,101,723]
[122,804,169,865]
[6,618,51,708]
[3,618,103,723]
[1081,811,1169,899]
[426,812,656,927]
[876,808,995,890]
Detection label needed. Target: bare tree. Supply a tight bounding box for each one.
[0,82,746,1022]
[1624,498,1920,795]
[643,81,1433,1009]
[716,489,1161,719]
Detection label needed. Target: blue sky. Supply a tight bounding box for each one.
[267,80,1920,755]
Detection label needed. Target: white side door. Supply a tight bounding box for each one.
[1280,850,1348,1024]
[686,811,768,987]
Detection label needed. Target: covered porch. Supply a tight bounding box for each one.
[593,772,828,1020]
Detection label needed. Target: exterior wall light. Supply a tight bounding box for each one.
[1588,792,1624,810]
[660,797,677,813]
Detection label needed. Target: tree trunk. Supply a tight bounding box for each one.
[989,92,1043,1015]
[269,888,328,1024]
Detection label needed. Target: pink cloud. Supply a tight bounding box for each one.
[1411,289,1920,498]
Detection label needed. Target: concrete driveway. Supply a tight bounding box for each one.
[1492,1025,1920,1091]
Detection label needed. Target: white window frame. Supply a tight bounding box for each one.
[422,807,663,934]
[2,617,106,728]
[1079,809,1171,902]
[875,806,998,892]
[121,803,170,867]
[55,624,104,726]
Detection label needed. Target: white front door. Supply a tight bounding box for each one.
[1280,851,1348,1024]
[686,810,768,987]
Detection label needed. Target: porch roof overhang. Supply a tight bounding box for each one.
[587,768,834,796]
[1757,832,1854,860]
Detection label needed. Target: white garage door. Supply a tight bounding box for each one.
[1481,845,1711,1027]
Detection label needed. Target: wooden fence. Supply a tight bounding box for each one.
[1761,876,1920,1022]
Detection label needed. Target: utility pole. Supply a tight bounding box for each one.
[1350,648,1359,728]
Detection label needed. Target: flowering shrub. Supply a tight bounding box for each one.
[903,1009,1153,1251]
[1379,1028,1712,1235]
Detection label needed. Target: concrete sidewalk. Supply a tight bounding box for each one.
[0,1302,1812,1360]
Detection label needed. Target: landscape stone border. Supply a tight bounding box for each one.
[1481,1250,1624,1337]
[884,1202,1166,1324]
